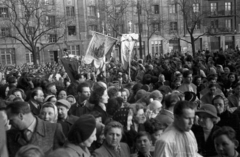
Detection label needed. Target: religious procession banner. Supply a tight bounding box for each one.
[121,34,139,70]
[84,31,118,68]
[60,58,79,82]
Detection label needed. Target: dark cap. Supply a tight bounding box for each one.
[68,114,96,144]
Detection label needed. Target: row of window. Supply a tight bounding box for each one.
[210,2,232,14]
[0,1,235,19]
[211,19,233,30]
[3,45,81,65]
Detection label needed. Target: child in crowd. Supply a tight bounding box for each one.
[135,131,153,157]
[213,126,240,157]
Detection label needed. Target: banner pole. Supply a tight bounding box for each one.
[92,31,119,41]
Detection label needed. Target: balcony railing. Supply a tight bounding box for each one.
[209,27,233,34]
[209,10,233,17]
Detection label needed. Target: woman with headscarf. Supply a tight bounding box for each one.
[92,121,130,157]
[39,102,58,123]
[65,114,97,157]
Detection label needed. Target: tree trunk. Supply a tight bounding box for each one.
[147,38,150,56]
[32,47,38,65]
[190,36,196,57]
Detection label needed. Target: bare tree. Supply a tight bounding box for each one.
[173,0,210,56]
[140,0,168,56]
[0,0,67,65]
[99,0,130,37]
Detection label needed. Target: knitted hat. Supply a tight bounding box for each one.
[196,104,218,118]
[68,114,96,144]
[56,99,71,109]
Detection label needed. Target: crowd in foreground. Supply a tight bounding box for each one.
[1,49,240,157]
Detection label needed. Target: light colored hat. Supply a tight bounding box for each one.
[196,104,218,118]
[56,99,71,109]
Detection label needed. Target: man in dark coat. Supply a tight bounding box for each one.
[56,99,78,136]
[6,101,66,157]
[69,82,91,117]
[28,88,45,116]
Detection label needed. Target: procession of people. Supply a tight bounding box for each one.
[1,48,240,157]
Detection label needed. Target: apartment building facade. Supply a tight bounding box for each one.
[202,0,240,51]
[0,0,239,66]
[0,0,105,65]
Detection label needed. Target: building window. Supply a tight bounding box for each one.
[225,19,232,30]
[151,41,162,56]
[1,27,11,36]
[26,52,33,64]
[169,4,176,14]
[0,48,15,65]
[225,2,232,15]
[170,22,178,31]
[44,0,55,5]
[68,26,76,36]
[66,6,75,16]
[88,25,97,33]
[193,3,200,13]
[46,15,56,26]
[87,6,96,17]
[67,45,80,55]
[211,20,219,28]
[210,3,217,14]
[134,41,145,57]
[151,5,159,14]
[0,8,8,18]
[196,22,201,29]
[152,23,160,31]
[49,34,57,43]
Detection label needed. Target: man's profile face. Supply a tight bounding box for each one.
[7,110,25,130]
[35,90,44,103]
[175,108,195,132]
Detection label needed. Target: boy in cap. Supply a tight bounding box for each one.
[56,99,78,136]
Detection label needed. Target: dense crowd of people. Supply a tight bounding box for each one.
[1,48,240,157]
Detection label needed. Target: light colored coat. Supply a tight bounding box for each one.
[65,143,91,157]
